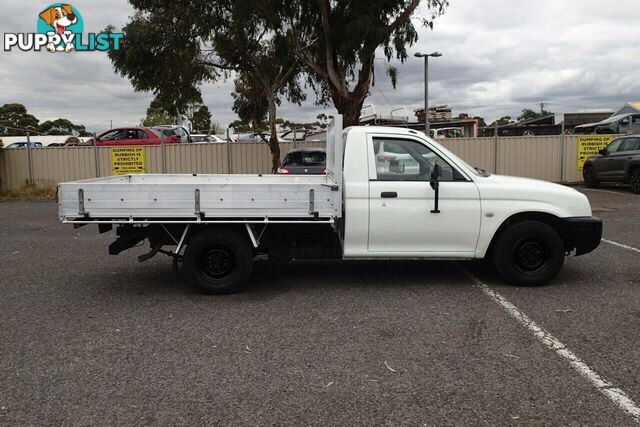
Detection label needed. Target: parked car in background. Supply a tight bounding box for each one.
[430,127,464,138]
[583,135,640,193]
[305,130,327,142]
[95,127,180,147]
[191,134,226,143]
[48,137,84,147]
[5,141,43,149]
[277,148,327,175]
[236,132,271,143]
[153,125,192,143]
[575,113,640,135]
[279,130,308,141]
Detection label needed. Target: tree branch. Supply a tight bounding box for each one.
[386,0,421,35]
[316,0,346,94]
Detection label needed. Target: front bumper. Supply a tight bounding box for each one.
[563,217,602,256]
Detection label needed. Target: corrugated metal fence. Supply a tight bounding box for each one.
[0,136,587,191]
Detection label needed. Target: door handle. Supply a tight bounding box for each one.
[381,192,398,198]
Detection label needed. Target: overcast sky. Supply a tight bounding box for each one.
[1,0,639,133]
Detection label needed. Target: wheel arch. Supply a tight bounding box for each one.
[626,161,640,175]
[484,211,572,259]
[187,224,254,248]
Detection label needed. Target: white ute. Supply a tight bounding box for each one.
[58,117,602,294]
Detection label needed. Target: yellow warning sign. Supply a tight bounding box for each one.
[577,135,613,170]
[111,147,146,176]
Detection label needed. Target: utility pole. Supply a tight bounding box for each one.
[540,102,545,115]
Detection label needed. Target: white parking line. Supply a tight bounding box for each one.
[465,270,640,423]
[602,239,640,254]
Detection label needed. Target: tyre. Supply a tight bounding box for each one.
[183,227,253,295]
[630,167,640,194]
[492,221,565,287]
[583,166,599,188]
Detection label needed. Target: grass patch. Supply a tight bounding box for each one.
[0,185,56,201]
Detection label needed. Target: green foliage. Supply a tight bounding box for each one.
[0,103,89,136]
[0,104,39,135]
[518,108,554,122]
[289,0,449,124]
[38,118,90,136]
[489,116,515,127]
[231,74,269,130]
[110,1,448,129]
[141,108,172,127]
[190,105,212,132]
[107,6,213,115]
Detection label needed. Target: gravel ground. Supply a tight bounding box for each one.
[0,186,638,425]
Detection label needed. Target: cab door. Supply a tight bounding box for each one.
[594,138,623,180]
[367,135,481,256]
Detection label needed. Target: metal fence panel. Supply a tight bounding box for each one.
[1,136,590,192]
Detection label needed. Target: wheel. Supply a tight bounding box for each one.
[630,167,640,194]
[492,221,565,287]
[183,227,253,294]
[583,166,599,188]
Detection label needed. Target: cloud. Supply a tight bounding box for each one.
[1,0,639,131]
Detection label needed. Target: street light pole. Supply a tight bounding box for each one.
[424,55,429,136]
[414,51,442,137]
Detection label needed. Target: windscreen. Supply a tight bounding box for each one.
[283,151,326,167]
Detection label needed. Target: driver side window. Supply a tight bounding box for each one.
[604,138,623,155]
[372,138,459,182]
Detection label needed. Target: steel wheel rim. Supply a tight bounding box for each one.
[514,238,548,274]
[201,246,234,279]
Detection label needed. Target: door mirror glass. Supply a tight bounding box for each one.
[430,164,441,190]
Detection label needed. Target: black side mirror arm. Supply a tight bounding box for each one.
[430,164,441,214]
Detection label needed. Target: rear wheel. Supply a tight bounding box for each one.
[493,221,565,287]
[583,165,599,188]
[630,167,640,194]
[184,227,253,294]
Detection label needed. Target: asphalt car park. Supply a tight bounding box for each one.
[0,186,638,425]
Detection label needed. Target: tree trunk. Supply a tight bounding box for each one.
[327,81,369,127]
[266,92,281,173]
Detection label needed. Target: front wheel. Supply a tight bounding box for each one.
[629,168,640,194]
[184,227,253,294]
[492,221,565,287]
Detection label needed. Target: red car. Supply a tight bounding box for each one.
[94,127,181,147]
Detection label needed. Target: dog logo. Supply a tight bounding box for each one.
[37,3,82,52]
[3,4,123,53]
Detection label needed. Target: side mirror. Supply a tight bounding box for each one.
[599,148,606,155]
[430,164,441,214]
[430,163,441,190]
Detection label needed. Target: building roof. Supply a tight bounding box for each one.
[613,102,640,116]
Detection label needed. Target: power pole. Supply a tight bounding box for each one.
[540,102,545,115]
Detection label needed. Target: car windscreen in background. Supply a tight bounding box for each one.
[283,152,326,166]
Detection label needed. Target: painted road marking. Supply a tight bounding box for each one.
[465,270,640,423]
[602,239,640,254]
